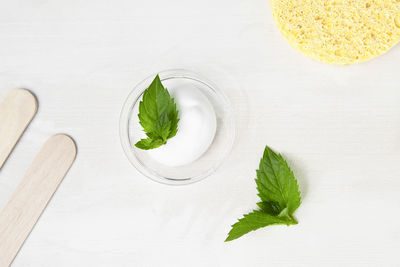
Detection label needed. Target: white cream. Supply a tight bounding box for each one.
[136,85,217,167]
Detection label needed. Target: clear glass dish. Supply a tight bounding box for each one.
[120,69,235,185]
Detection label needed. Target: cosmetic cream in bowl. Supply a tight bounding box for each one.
[120,69,235,185]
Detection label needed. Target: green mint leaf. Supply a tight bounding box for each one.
[135,75,179,150]
[225,210,297,242]
[167,97,179,139]
[135,137,165,150]
[226,145,301,242]
[256,201,281,215]
[255,146,301,215]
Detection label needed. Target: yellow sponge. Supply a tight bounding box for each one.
[270,0,400,64]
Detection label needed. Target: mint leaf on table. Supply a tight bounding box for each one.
[225,210,297,242]
[255,146,301,216]
[135,75,179,150]
[225,146,301,242]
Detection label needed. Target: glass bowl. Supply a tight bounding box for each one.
[120,69,235,185]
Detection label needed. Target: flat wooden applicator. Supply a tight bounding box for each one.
[0,89,38,169]
[0,134,77,267]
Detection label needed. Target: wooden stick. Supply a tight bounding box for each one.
[0,89,38,168]
[0,134,77,267]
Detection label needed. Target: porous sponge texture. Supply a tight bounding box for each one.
[271,0,400,65]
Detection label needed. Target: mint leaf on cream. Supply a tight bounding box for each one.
[135,75,179,150]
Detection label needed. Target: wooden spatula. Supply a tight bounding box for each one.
[0,134,77,267]
[0,89,38,169]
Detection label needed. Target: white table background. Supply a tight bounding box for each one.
[1,0,400,266]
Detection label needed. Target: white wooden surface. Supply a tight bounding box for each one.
[0,0,400,266]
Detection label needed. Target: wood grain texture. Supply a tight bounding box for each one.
[1,0,400,266]
[0,135,77,267]
[0,89,38,168]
